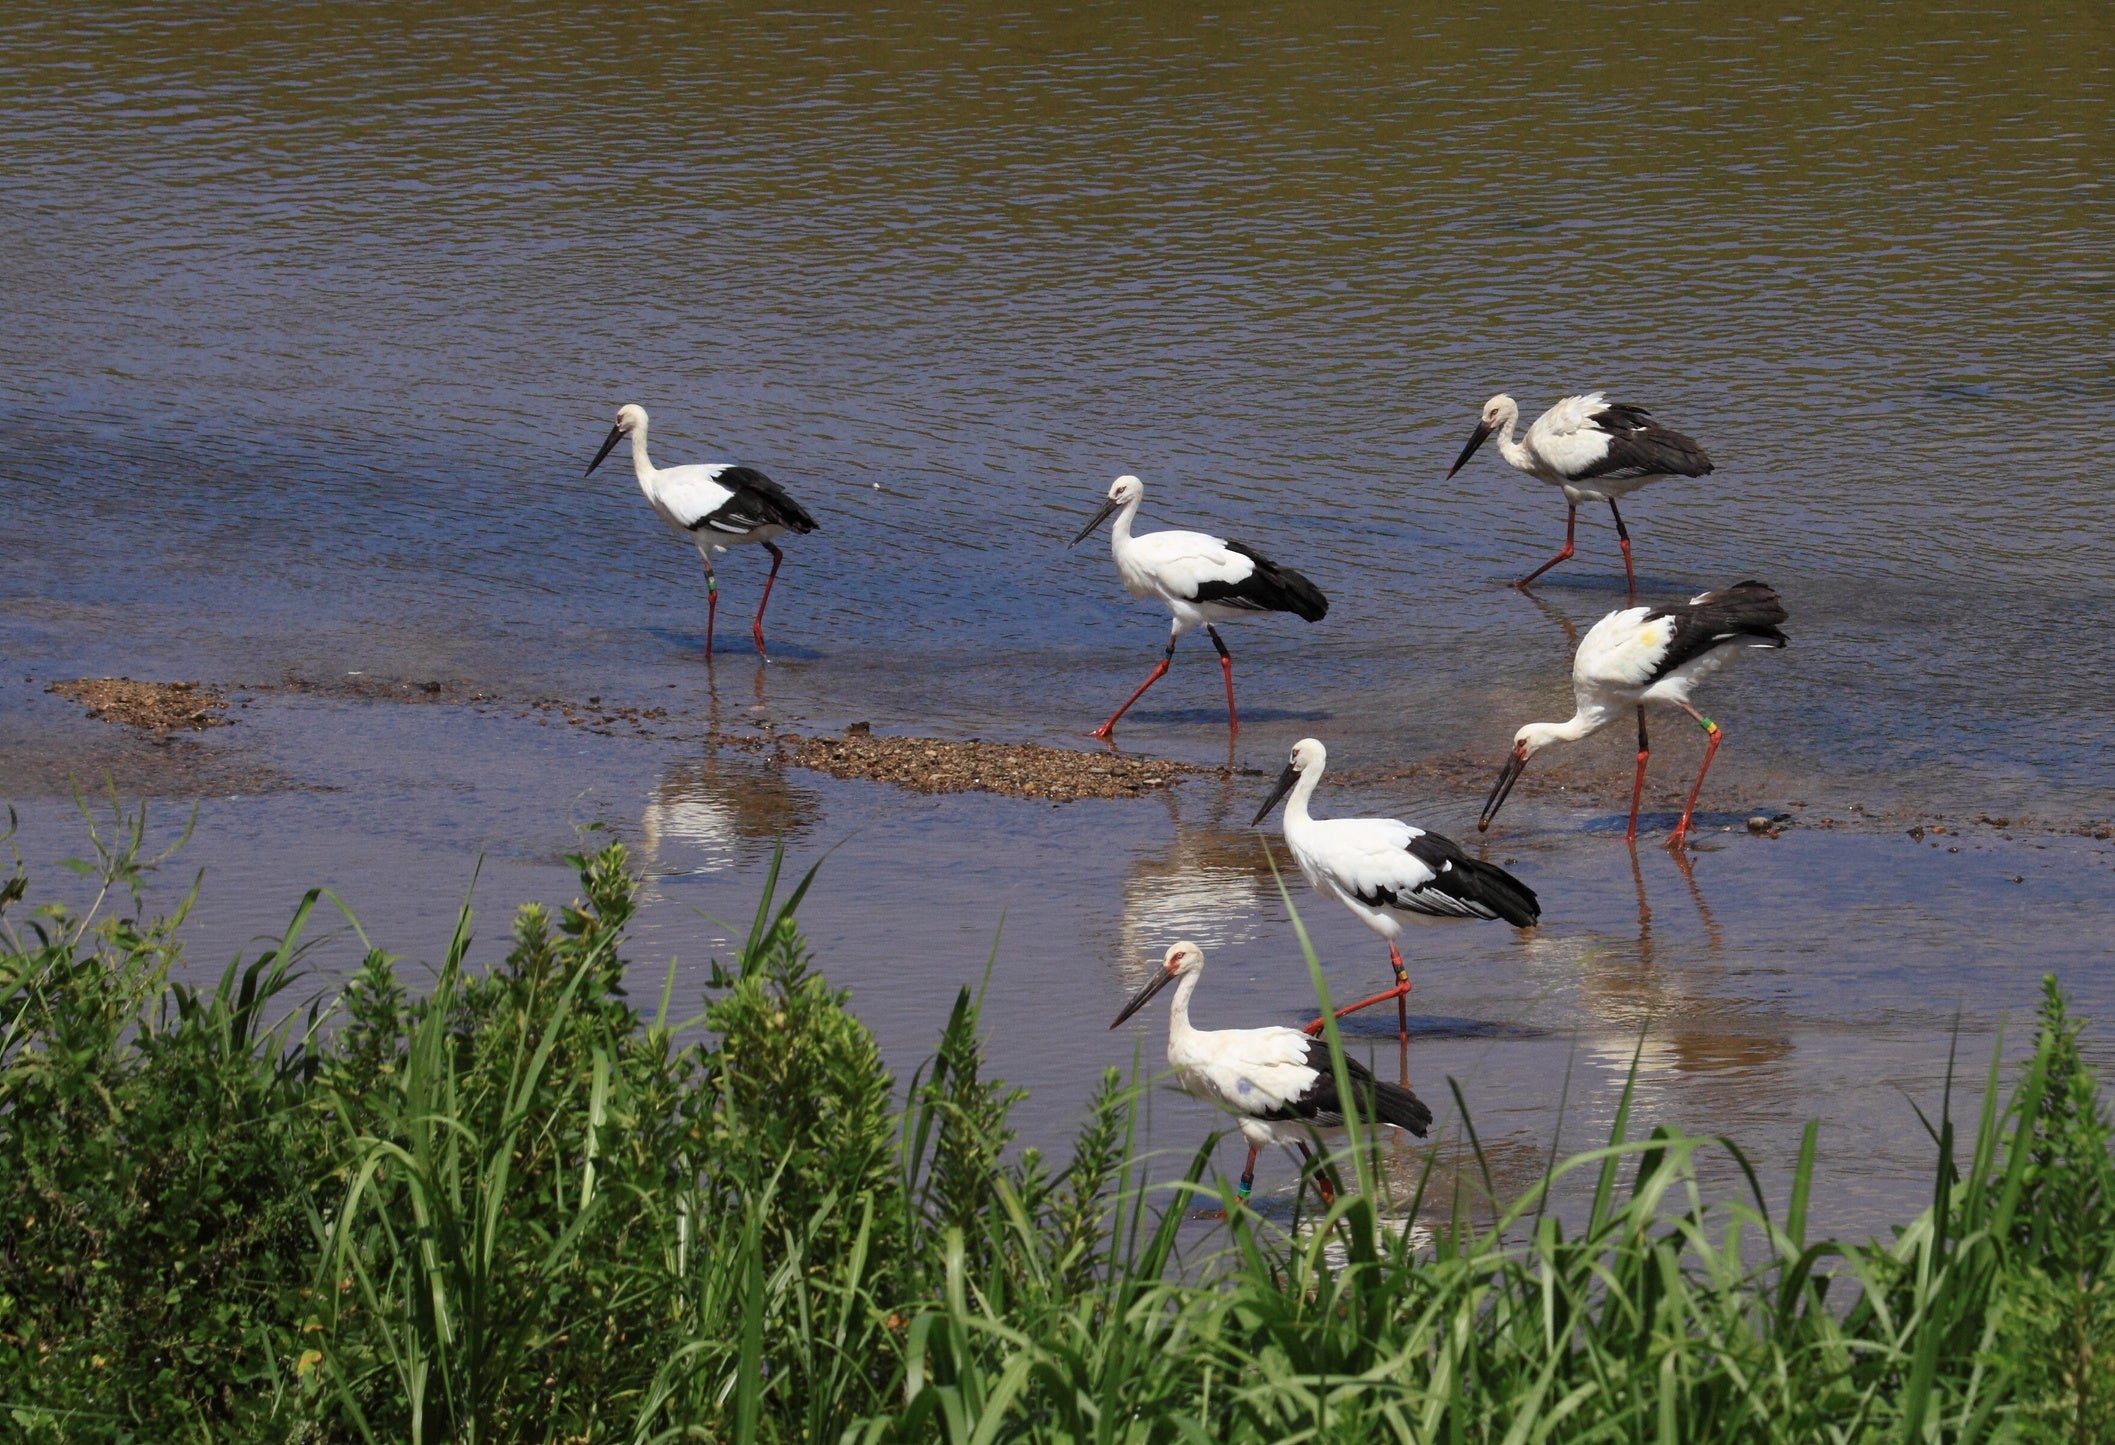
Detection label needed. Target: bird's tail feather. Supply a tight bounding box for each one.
[1367,1077,1434,1137]
[1221,542,1329,621]
[1454,856,1542,928]
[1263,560,1330,623]
[1689,580,1789,649]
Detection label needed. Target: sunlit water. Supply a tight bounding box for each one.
[3,2,2110,1237]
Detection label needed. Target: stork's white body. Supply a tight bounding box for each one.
[1071,475,1327,738]
[1283,810,1433,950]
[1484,583,1789,847]
[1559,604,1760,733]
[1519,594,1788,754]
[1103,501,1299,642]
[1274,743,1526,947]
[1484,392,1689,506]
[586,403,818,659]
[1159,967,1340,1150]
[618,416,795,558]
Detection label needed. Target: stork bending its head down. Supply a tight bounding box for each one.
[1480,581,1789,849]
[1110,941,1433,1206]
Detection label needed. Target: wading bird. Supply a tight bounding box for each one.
[1446,392,1713,603]
[1111,941,1433,1206]
[1479,581,1789,849]
[1252,739,1541,1042]
[1070,475,1328,740]
[585,404,819,659]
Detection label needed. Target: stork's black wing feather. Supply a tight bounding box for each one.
[1351,831,1541,926]
[1574,402,1714,481]
[1191,542,1329,621]
[1643,581,1790,684]
[1257,1040,1434,1136]
[691,466,821,537]
[1406,833,1543,926]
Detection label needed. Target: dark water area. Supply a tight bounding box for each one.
[3,2,2111,1237]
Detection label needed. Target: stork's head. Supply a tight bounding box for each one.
[1479,721,1562,831]
[1070,474,1145,547]
[1251,737,1326,825]
[585,404,649,477]
[1447,394,1518,478]
[1109,940,1204,1029]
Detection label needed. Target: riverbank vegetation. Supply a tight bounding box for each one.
[2,802,2110,1442]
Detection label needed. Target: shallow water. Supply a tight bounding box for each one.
[4,3,2111,1237]
[7,686,2111,1241]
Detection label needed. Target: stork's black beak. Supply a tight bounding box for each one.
[1110,963,1179,1028]
[1446,419,1495,479]
[1250,762,1299,827]
[1070,496,1122,548]
[584,424,624,478]
[1479,742,1529,831]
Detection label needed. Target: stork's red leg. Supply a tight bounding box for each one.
[1516,506,1577,590]
[1206,625,1238,735]
[701,558,719,660]
[1628,705,1649,841]
[1666,704,1722,849]
[1391,942,1409,1043]
[1302,943,1412,1043]
[751,542,785,657]
[1296,1141,1338,1209]
[1195,1141,1263,1219]
[1090,637,1175,741]
[1301,980,1410,1035]
[1609,499,1636,605]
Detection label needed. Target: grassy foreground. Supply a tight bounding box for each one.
[1,805,2112,1443]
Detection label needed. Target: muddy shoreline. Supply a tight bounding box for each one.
[17,673,2114,843]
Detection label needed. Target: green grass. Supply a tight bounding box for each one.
[1,797,2111,1442]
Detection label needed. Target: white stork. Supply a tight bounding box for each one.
[585,404,819,659]
[1110,941,1434,1206]
[1446,391,1713,603]
[1479,581,1789,849]
[1251,738,1541,1043]
[1069,474,1328,740]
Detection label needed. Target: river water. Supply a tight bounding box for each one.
[3,2,2110,1237]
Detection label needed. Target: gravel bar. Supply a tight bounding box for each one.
[737,724,1203,801]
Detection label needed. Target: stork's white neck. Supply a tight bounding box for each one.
[1165,967,1202,1051]
[1281,760,1325,833]
[1107,491,1144,559]
[1527,705,1617,754]
[1492,403,1535,474]
[627,421,657,485]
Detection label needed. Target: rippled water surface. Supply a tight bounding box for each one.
[4,3,2110,1233]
